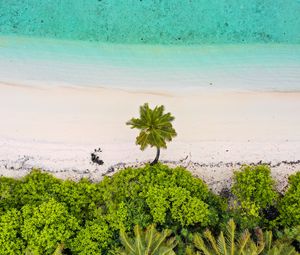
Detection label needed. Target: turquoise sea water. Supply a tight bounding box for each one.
[1,0,300,44]
[0,36,299,91]
[0,1,300,91]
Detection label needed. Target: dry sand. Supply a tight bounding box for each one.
[0,81,299,192]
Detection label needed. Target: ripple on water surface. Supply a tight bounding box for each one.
[0,36,300,91]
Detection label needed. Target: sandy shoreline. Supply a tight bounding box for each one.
[0,82,300,192]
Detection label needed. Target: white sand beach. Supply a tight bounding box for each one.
[0,81,299,192]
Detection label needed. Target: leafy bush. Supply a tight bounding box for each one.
[12,169,62,207]
[69,219,114,255]
[0,209,24,255]
[0,201,79,255]
[279,172,300,227]
[0,177,18,212]
[99,164,225,231]
[21,198,79,254]
[146,186,211,226]
[1,170,103,222]
[0,165,298,254]
[231,165,278,228]
[54,178,103,222]
[0,165,225,254]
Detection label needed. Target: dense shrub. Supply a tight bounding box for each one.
[0,199,80,255]
[0,165,225,254]
[279,172,300,227]
[231,165,278,228]
[0,170,109,254]
[0,165,298,254]
[69,219,115,255]
[21,199,79,254]
[12,169,62,207]
[146,186,211,226]
[99,164,225,231]
[0,209,24,255]
[1,170,103,222]
[54,178,103,222]
[0,177,18,212]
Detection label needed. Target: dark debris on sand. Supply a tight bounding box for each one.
[91,147,104,165]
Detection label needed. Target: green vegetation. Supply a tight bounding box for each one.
[119,224,177,255]
[21,199,79,254]
[190,219,263,255]
[126,103,177,165]
[99,164,224,231]
[0,165,299,254]
[189,219,298,255]
[279,172,300,227]
[231,165,278,228]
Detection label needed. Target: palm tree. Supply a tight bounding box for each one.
[119,224,177,255]
[263,230,299,255]
[126,103,177,165]
[190,219,298,255]
[192,219,264,255]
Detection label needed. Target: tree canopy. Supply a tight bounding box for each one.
[126,103,177,164]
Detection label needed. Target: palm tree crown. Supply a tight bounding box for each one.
[126,103,177,164]
[190,219,298,255]
[119,224,177,255]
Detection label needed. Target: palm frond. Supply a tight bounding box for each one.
[152,229,173,254]
[225,218,236,255]
[120,228,135,254]
[134,225,144,255]
[119,224,177,255]
[264,230,273,252]
[145,224,155,254]
[267,243,298,255]
[254,228,265,254]
[204,230,221,255]
[193,233,213,255]
[136,131,150,150]
[158,246,177,255]
[192,219,299,255]
[52,243,64,255]
[237,230,251,254]
[217,231,228,255]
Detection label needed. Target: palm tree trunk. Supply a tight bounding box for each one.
[150,147,160,165]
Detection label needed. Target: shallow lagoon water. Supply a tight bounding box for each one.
[1,1,300,91]
[0,36,300,91]
[1,0,300,44]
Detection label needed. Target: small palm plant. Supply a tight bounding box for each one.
[190,219,298,255]
[263,230,299,255]
[126,103,177,165]
[119,224,177,255]
[192,219,264,255]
